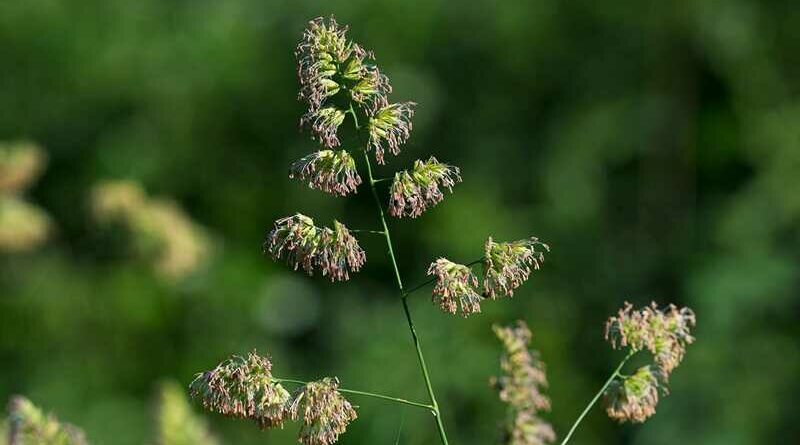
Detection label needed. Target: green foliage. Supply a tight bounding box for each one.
[153,382,218,445]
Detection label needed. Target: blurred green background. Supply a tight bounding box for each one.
[1,0,799,444]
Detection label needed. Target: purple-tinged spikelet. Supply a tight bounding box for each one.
[290,150,362,196]
[264,214,366,281]
[367,102,416,164]
[483,237,549,299]
[605,302,696,377]
[491,321,555,445]
[427,258,482,317]
[604,366,663,423]
[288,378,358,445]
[301,107,347,148]
[189,351,291,429]
[389,157,461,218]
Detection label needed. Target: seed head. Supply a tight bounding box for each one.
[389,157,461,218]
[189,351,291,429]
[288,377,358,445]
[264,214,366,281]
[483,237,549,299]
[289,150,362,196]
[0,140,47,195]
[155,381,219,445]
[491,321,554,445]
[605,302,696,377]
[604,366,663,423]
[7,395,89,445]
[367,102,415,164]
[0,197,52,253]
[427,258,482,317]
[91,180,211,281]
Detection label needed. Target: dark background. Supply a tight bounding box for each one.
[1,1,799,444]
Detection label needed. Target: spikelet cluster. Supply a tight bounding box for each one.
[289,150,362,196]
[264,214,365,281]
[0,197,52,253]
[91,180,211,281]
[389,157,461,218]
[484,237,549,299]
[6,396,89,445]
[295,17,389,148]
[190,352,291,429]
[0,141,52,253]
[427,258,482,317]
[604,366,662,423]
[603,302,696,423]
[367,102,416,164]
[288,378,358,445]
[191,353,357,445]
[0,141,47,194]
[154,381,219,445]
[491,322,554,445]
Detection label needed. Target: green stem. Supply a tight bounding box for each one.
[351,229,386,235]
[362,150,451,445]
[274,378,434,411]
[559,351,636,445]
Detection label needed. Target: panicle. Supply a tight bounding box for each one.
[288,378,358,445]
[0,197,52,253]
[427,258,482,317]
[483,237,550,299]
[605,302,696,376]
[189,351,291,429]
[264,214,365,281]
[491,321,554,445]
[155,381,219,445]
[367,102,416,164]
[0,140,47,195]
[289,150,362,196]
[604,366,662,423]
[389,157,461,218]
[7,395,89,445]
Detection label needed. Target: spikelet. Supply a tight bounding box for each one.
[189,351,291,429]
[7,396,89,445]
[491,321,554,445]
[288,378,358,445]
[483,237,549,299]
[427,258,482,317]
[289,150,362,196]
[367,102,415,164]
[389,157,461,218]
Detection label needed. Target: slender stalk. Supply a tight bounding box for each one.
[350,229,386,235]
[361,150,451,445]
[274,378,434,411]
[559,351,636,445]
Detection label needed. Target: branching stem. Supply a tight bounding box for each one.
[403,257,484,297]
[274,378,434,411]
[361,149,451,445]
[559,350,637,445]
